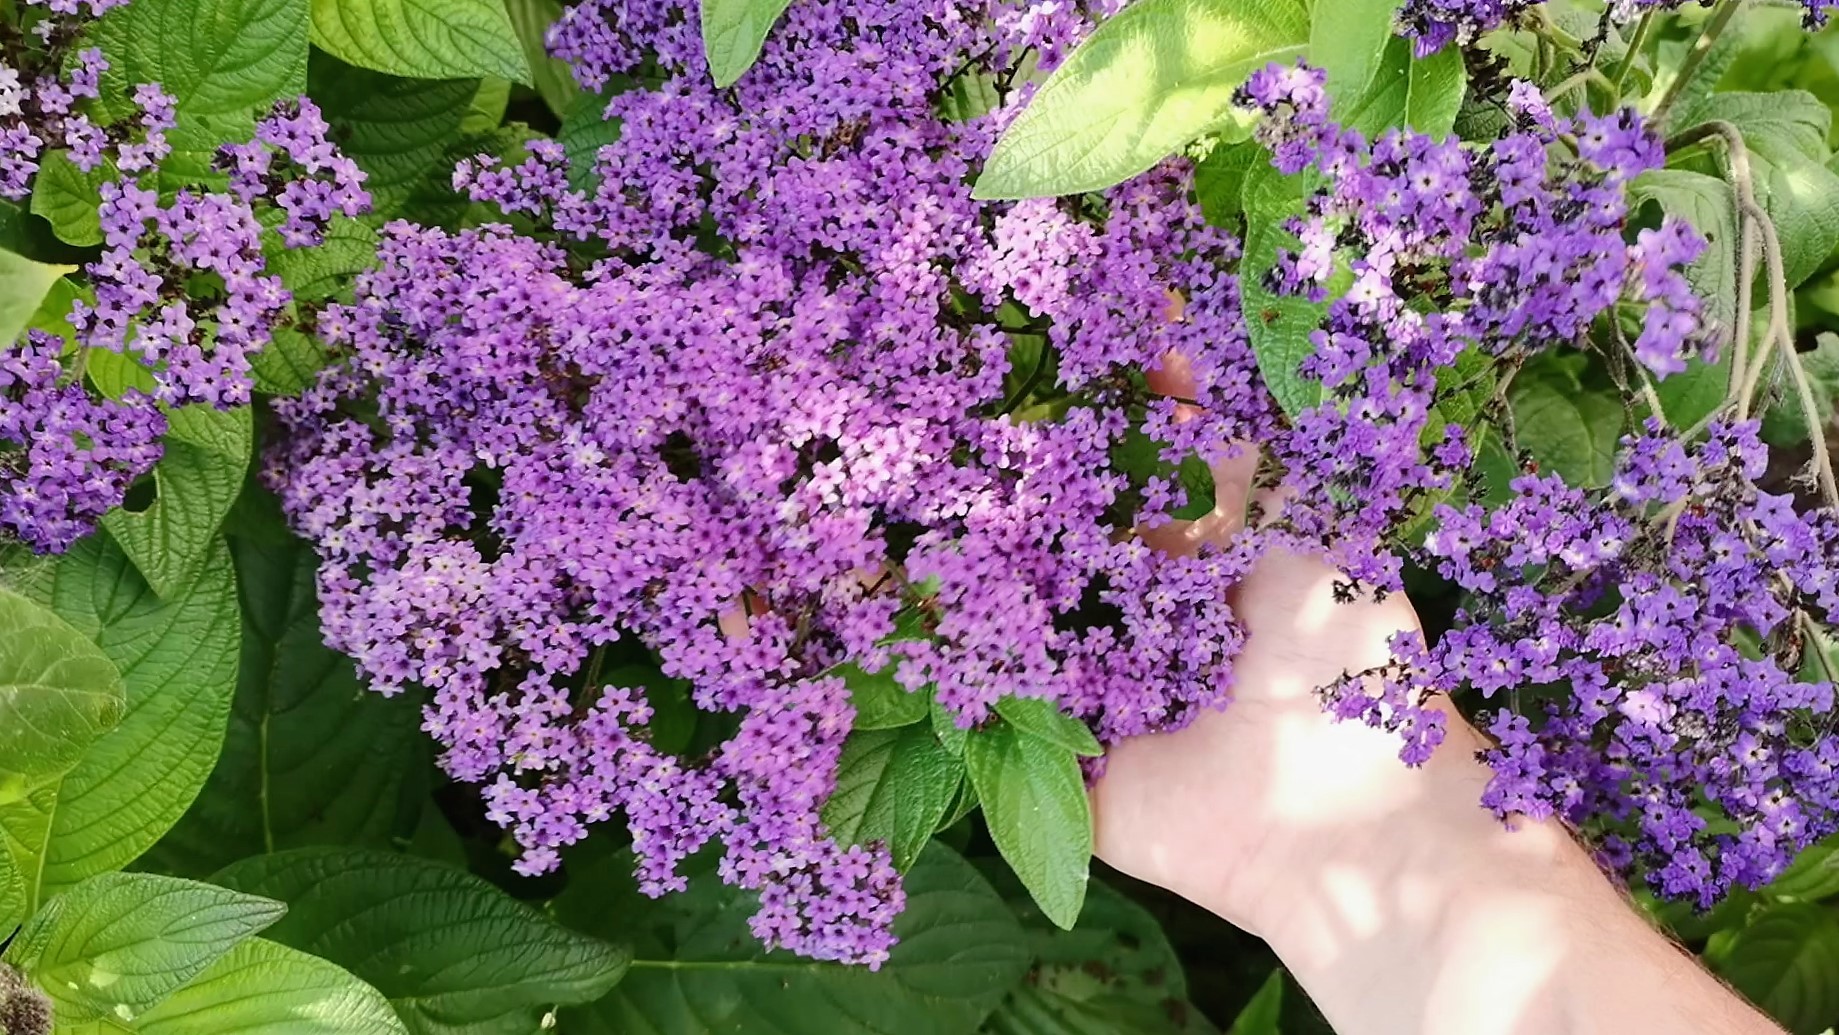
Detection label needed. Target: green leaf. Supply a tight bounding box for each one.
[143,531,426,877]
[974,0,1309,199]
[1631,169,1739,360]
[837,660,928,730]
[251,328,334,396]
[1239,162,1337,417]
[993,697,1101,758]
[461,78,512,133]
[823,726,965,872]
[558,91,622,194]
[1306,0,1395,116]
[506,0,580,114]
[1508,355,1625,489]
[981,877,1216,1035]
[1193,140,1260,224]
[1769,840,1839,904]
[560,841,1032,1034]
[932,695,969,758]
[1225,971,1283,1035]
[101,404,253,599]
[1339,36,1466,139]
[1712,903,1839,1035]
[212,847,629,1035]
[310,0,532,83]
[966,721,1091,931]
[29,152,107,249]
[1763,333,1839,447]
[268,217,380,302]
[0,588,124,805]
[700,0,795,88]
[0,535,239,916]
[5,871,282,1021]
[0,248,74,347]
[308,53,479,223]
[105,937,408,1034]
[1681,92,1839,290]
[93,0,308,120]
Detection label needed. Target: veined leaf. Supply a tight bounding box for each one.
[560,842,1031,1034]
[966,722,1092,931]
[145,530,426,876]
[975,0,1309,199]
[101,404,252,600]
[310,0,532,83]
[0,535,239,915]
[0,589,124,807]
[701,0,796,88]
[5,871,282,1022]
[0,248,74,347]
[213,848,629,1035]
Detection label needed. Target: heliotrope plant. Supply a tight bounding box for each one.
[9,0,1839,1030]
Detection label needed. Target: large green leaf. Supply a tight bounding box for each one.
[965,722,1091,932]
[561,842,1033,1034]
[144,530,426,877]
[1508,355,1625,489]
[0,589,124,806]
[0,248,73,347]
[1631,169,1739,362]
[700,0,795,88]
[1338,36,1465,139]
[1762,332,1839,447]
[310,0,532,83]
[823,725,964,872]
[93,0,308,120]
[308,53,480,223]
[558,90,623,194]
[505,0,580,113]
[1681,91,1839,290]
[992,698,1102,759]
[28,152,107,249]
[1238,162,1337,417]
[1711,903,1839,1035]
[981,877,1216,1035]
[101,404,252,600]
[974,0,1309,199]
[1768,838,1839,904]
[1305,0,1395,116]
[93,937,409,1034]
[838,659,929,730]
[212,848,629,1035]
[0,535,239,916]
[5,871,281,1022]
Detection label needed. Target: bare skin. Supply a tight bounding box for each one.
[1093,363,1783,1035]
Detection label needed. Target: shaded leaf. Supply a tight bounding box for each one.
[213,847,629,1035]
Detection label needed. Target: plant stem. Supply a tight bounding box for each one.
[1610,11,1655,96]
[1652,0,1747,126]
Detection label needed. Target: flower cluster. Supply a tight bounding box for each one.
[69,99,368,409]
[1396,0,1539,56]
[271,0,1269,965]
[1,0,167,199]
[0,330,165,553]
[1233,63,1710,608]
[1398,421,1839,904]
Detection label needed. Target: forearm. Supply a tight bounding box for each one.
[1202,712,1782,1035]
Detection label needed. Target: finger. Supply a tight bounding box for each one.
[1139,348,1262,556]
